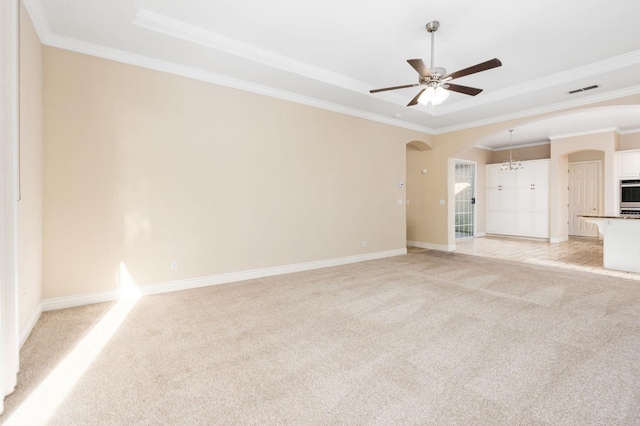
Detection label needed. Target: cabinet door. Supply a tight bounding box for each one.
[516,167,531,188]
[533,186,549,212]
[501,187,517,211]
[486,165,503,188]
[487,211,501,234]
[501,212,517,235]
[501,169,517,187]
[516,211,533,237]
[532,160,550,186]
[533,212,549,237]
[619,152,640,177]
[486,188,501,211]
[516,187,533,211]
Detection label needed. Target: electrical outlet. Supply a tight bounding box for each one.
[362,241,368,248]
[171,261,178,270]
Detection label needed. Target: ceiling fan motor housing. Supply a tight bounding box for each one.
[429,67,447,79]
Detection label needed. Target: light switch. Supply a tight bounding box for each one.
[397,199,403,205]
[440,199,445,205]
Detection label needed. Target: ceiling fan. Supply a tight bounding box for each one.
[370,21,502,107]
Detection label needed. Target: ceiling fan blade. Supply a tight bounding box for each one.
[446,83,483,96]
[445,58,502,81]
[407,89,426,106]
[370,83,420,94]
[407,59,432,77]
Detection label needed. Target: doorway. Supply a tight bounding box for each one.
[454,160,476,239]
[568,161,601,237]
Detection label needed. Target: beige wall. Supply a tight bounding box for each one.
[35,40,640,300]
[406,145,433,243]
[619,131,640,151]
[568,150,604,163]
[42,47,430,299]
[491,143,550,164]
[18,2,43,330]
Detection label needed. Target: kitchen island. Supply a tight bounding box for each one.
[580,215,640,274]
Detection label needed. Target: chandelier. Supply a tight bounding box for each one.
[500,129,523,171]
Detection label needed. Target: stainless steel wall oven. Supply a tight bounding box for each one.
[620,179,640,214]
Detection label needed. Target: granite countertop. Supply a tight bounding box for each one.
[579,214,640,220]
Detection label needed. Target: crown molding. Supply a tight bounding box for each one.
[133,9,412,104]
[549,127,619,141]
[434,50,640,117]
[133,8,431,113]
[434,84,640,135]
[41,32,433,134]
[489,140,551,152]
[19,0,640,139]
[619,128,640,135]
[22,0,51,42]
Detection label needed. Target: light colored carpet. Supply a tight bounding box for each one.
[2,250,640,425]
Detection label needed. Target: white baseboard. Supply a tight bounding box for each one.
[43,290,120,312]
[19,302,43,348]
[407,240,455,252]
[550,236,569,243]
[42,248,407,311]
[475,232,487,237]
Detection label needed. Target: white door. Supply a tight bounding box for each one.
[455,161,475,239]
[568,161,600,237]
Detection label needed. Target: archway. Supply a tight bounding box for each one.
[405,140,433,250]
[445,105,640,248]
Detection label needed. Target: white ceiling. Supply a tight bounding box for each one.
[26,0,640,148]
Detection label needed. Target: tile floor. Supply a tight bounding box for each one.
[409,236,640,282]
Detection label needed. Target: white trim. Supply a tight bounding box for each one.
[41,33,433,135]
[18,303,42,348]
[21,0,640,138]
[407,240,456,252]
[434,50,640,117]
[20,0,50,42]
[1,0,20,406]
[618,128,640,135]
[475,232,487,237]
[42,290,120,312]
[135,8,640,123]
[550,236,569,244]
[133,9,375,99]
[489,140,551,152]
[550,127,619,141]
[433,85,640,135]
[42,248,407,311]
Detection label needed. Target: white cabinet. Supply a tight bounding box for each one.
[486,164,517,235]
[486,160,550,238]
[616,150,640,178]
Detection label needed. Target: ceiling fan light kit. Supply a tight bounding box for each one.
[370,20,502,108]
[418,85,449,105]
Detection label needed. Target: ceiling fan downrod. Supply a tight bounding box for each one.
[426,20,439,70]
